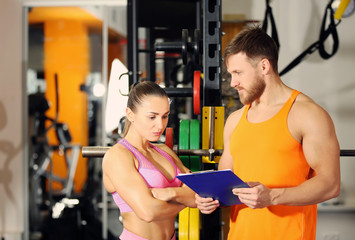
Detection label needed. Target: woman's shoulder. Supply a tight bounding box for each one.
[102,142,134,167]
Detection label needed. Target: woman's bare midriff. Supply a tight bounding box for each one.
[121,212,176,240]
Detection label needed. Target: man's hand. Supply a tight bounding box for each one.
[232,182,274,209]
[195,194,220,214]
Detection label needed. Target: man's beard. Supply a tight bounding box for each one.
[239,77,266,105]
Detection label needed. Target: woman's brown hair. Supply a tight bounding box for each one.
[122,81,168,137]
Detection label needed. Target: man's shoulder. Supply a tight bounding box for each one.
[291,92,332,125]
[226,106,245,122]
[293,92,325,113]
[224,106,246,130]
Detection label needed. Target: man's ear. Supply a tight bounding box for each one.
[126,107,134,122]
[260,58,271,74]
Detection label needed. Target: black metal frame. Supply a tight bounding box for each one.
[126,1,223,239]
[203,0,222,106]
[127,0,222,107]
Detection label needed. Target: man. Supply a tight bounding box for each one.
[195,26,340,239]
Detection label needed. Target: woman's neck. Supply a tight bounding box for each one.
[124,132,150,151]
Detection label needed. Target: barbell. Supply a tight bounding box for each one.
[81,147,355,158]
[81,146,223,158]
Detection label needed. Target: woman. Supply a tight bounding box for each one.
[102,81,196,240]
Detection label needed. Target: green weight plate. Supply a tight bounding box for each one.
[190,119,201,172]
[179,119,190,168]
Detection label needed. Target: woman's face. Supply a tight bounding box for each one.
[129,95,170,142]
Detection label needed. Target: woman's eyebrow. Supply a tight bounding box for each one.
[147,111,170,115]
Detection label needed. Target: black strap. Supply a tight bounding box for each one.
[262,0,280,51]
[318,1,339,59]
[280,1,340,76]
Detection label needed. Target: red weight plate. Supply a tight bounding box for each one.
[193,71,201,115]
[165,127,174,149]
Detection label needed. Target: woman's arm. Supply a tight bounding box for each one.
[150,145,197,208]
[102,144,185,222]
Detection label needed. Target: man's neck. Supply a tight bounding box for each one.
[252,77,290,109]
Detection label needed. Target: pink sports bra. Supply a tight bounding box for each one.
[112,138,182,213]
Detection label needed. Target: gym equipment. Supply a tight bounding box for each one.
[189,119,202,172]
[193,71,201,115]
[155,29,202,65]
[262,0,280,51]
[333,0,355,19]
[82,146,224,158]
[82,147,355,159]
[165,127,174,149]
[202,106,224,163]
[178,120,190,240]
[164,70,201,115]
[28,74,81,231]
[178,119,201,240]
[202,0,222,108]
[280,0,340,76]
[127,0,199,84]
[105,59,129,134]
[179,119,190,168]
[200,106,224,240]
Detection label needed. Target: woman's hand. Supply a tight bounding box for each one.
[151,188,175,202]
[195,194,220,214]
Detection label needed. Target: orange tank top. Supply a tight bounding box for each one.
[228,90,317,240]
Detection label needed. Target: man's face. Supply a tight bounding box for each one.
[226,52,265,105]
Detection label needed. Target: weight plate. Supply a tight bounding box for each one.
[189,119,201,239]
[193,29,201,65]
[179,207,190,240]
[193,71,201,115]
[182,29,189,65]
[189,208,200,240]
[179,119,190,168]
[190,119,201,172]
[165,127,174,149]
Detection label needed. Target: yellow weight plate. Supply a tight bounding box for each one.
[189,208,200,240]
[179,207,190,240]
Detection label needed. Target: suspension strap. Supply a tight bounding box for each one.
[262,0,280,51]
[280,0,340,76]
[318,1,339,59]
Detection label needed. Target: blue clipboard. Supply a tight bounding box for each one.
[177,169,249,206]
